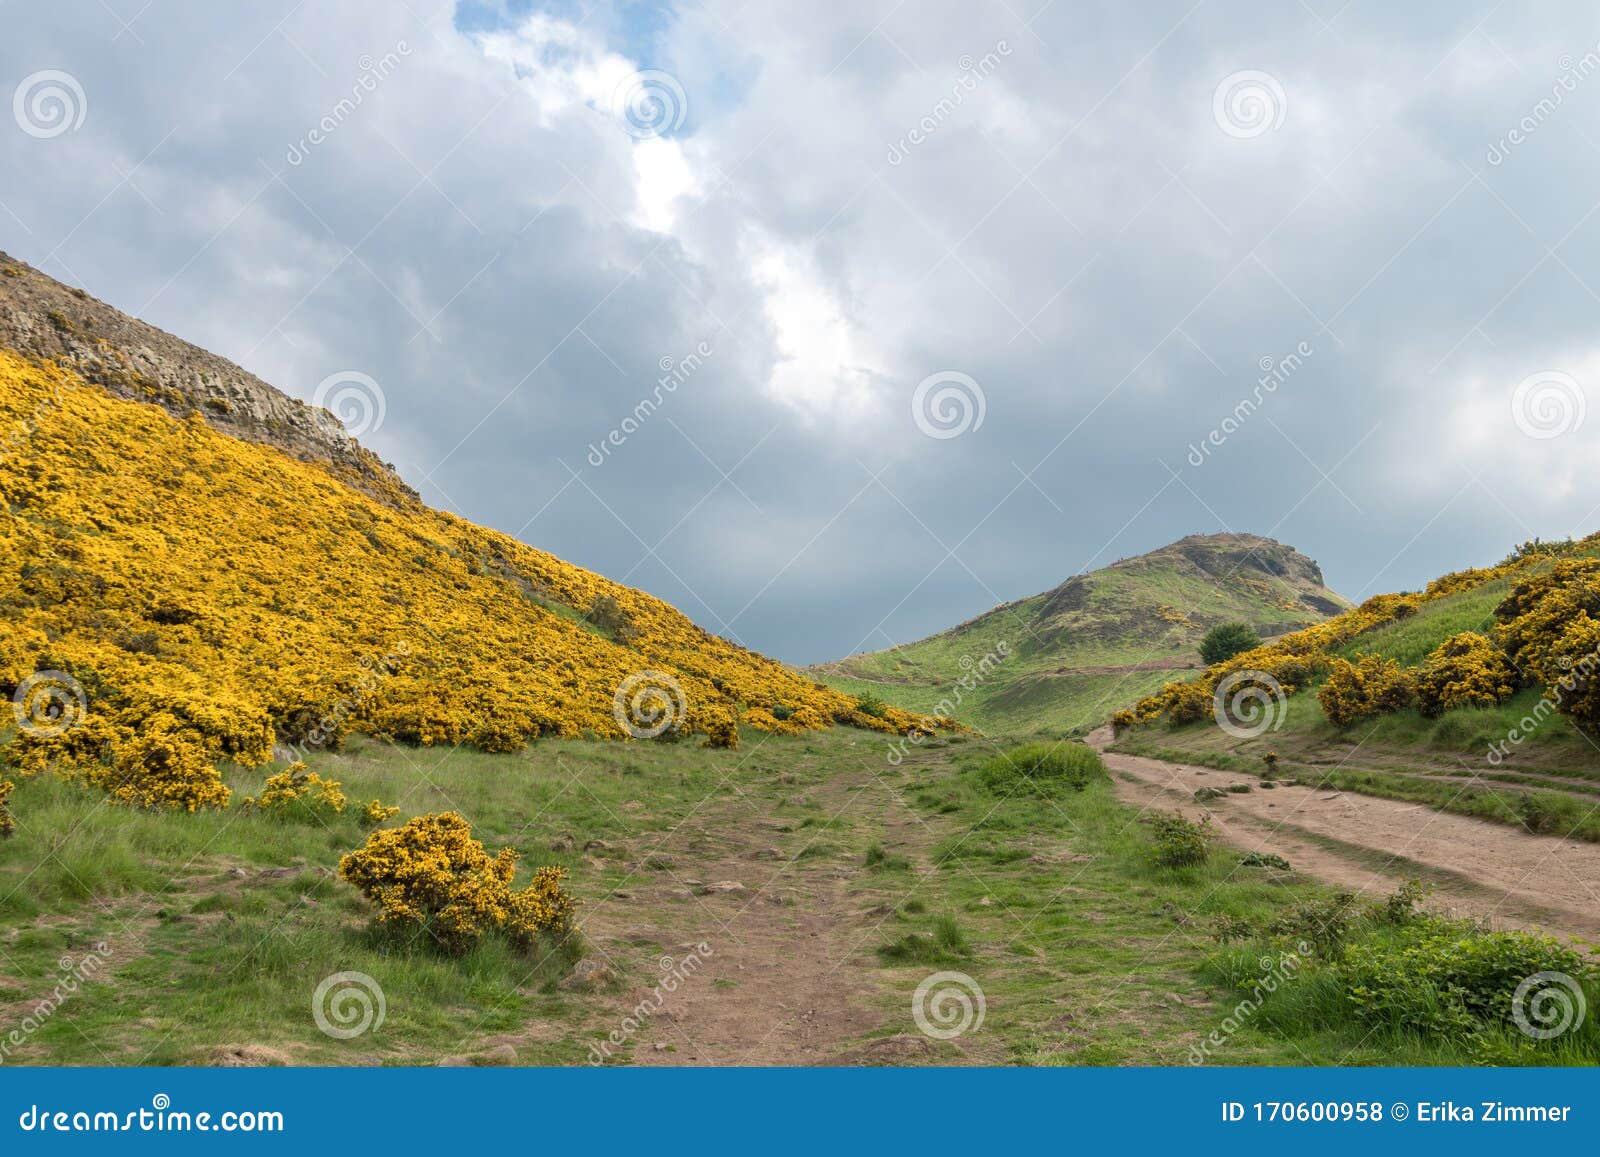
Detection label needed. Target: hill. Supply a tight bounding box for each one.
[811,533,1349,734]
[0,258,930,811]
[1110,535,1600,842]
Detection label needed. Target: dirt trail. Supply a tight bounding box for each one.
[577,763,952,1066]
[1088,727,1600,942]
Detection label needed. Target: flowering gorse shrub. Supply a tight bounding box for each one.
[1495,559,1600,729]
[243,762,347,818]
[1413,632,1518,718]
[0,779,13,838]
[698,708,739,750]
[338,812,577,955]
[102,713,233,811]
[0,351,946,810]
[1117,549,1578,730]
[1317,655,1414,728]
[359,799,401,827]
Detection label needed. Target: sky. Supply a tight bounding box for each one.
[4,0,1600,665]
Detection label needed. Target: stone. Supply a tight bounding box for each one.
[559,959,617,991]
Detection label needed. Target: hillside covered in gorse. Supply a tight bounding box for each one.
[0,262,933,813]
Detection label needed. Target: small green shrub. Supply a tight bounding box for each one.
[977,742,1106,798]
[853,693,887,719]
[1149,811,1211,868]
[1200,621,1258,666]
[1266,893,1358,960]
[878,915,969,963]
[864,842,910,871]
[1240,851,1290,870]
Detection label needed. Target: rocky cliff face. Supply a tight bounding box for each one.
[0,251,416,506]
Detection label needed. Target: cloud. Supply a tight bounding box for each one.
[4,0,1599,663]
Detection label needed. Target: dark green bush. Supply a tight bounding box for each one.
[1342,924,1595,1041]
[1200,621,1258,666]
[853,693,887,719]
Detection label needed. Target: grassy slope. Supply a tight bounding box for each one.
[8,727,1585,1067]
[815,537,1346,736]
[1114,550,1600,840]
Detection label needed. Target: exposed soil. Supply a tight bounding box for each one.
[1089,727,1600,942]
[575,761,970,1066]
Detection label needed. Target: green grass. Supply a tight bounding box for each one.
[3,723,1592,1067]
[0,732,743,1065]
[888,740,1595,1065]
[973,741,1107,797]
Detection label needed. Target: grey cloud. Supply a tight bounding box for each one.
[3,0,1597,665]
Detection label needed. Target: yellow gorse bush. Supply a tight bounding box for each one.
[359,799,401,827]
[1316,654,1414,728]
[338,812,577,955]
[0,352,944,808]
[1413,632,1518,718]
[0,779,13,838]
[1494,558,1600,729]
[1116,545,1598,731]
[242,762,348,817]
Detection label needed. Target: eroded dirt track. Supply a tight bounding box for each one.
[575,758,965,1066]
[1089,727,1600,943]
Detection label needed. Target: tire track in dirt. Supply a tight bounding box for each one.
[1088,727,1600,942]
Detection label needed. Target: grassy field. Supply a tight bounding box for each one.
[2,724,1593,1067]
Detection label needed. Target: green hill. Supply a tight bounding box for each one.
[1111,536,1600,841]
[811,533,1349,734]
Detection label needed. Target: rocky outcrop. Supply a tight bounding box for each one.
[0,251,416,507]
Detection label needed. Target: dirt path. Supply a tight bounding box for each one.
[576,762,953,1066]
[1088,727,1600,942]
